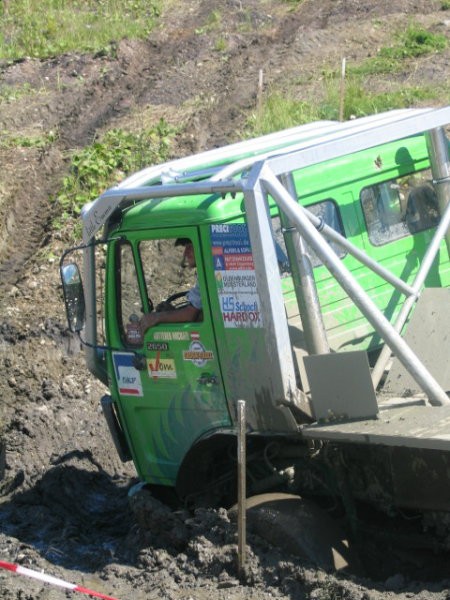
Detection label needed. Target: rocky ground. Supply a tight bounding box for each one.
[1,0,450,598]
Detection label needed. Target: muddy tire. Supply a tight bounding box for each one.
[229,493,357,572]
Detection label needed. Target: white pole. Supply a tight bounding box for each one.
[237,399,247,575]
[339,57,346,122]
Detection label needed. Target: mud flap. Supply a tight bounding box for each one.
[101,395,132,462]
[304,350,378,420]
[229,493,357,572]
[384,288,450,394]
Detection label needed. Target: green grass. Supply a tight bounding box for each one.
[248,92,320,135]
[0,83,39,103]
[0,0,161,60]
[350,23,447,76]
[246,18,449,137]
[247,80,447,136]
[382,23,447,58]
[323,79,445,121]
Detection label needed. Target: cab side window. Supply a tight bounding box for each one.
[272,199,346,271]
[305,200,346,267]
[360,170,439,246]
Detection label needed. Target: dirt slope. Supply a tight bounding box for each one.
[1,1,450,598]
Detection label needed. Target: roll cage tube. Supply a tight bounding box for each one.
[60,238,140,383]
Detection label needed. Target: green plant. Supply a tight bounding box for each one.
[349,22,447,76]
[214,37,228,52]
[441,0,450,9]
[195,9,222,34]
[0,83,35,104]
[54,120,176,229]
[380,23,447,60]
[341,83,442,119]
[0,130,58,149]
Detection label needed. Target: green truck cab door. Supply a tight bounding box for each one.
[106,229,231,487]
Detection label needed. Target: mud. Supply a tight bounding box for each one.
[1,0,450,598]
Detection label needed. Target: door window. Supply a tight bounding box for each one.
[117,237,203,346]
[139,238,198,310]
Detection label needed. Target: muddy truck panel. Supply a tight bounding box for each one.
[61,107,450,526]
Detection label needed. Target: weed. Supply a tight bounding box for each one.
[0,83,45,104]
[349,22,447,77]
[214,37,228,52]
[54,120,176,234]
[380,23,447,60]
[195,9,222,34]
[0,130,58,149]
[339,83,441,120]
[442,0,450,8]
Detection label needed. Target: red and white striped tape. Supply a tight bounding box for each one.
[0,560,120,600]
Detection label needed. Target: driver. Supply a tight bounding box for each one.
[139,238,202,335]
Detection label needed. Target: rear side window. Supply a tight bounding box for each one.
[272,199,346,271]
[360,170,440,246]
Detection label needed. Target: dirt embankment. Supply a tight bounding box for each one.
[1,1,450,599]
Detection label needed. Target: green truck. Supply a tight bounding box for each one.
[61,107,450,556]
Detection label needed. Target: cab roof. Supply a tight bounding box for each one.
[81,107,450,243]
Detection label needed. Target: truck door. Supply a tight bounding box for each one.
[108,230,231,487]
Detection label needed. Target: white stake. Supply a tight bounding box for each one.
[237,399,247,575]
[339,57,346,122]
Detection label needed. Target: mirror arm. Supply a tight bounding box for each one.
[75,331,146,369]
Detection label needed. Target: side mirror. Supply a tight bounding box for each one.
[60,263,86,333]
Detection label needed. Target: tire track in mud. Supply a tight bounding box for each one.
[0,28,271,301]
[0,151,61,303]
[0,52,141,301]
[0,37,235,301]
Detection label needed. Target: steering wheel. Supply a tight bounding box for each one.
[156,290,190,312]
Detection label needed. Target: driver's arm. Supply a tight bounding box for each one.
[140,304,200,334]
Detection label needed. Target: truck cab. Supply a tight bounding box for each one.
[61,108,450,509]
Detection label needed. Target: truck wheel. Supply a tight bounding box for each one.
[229,493,356,572]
